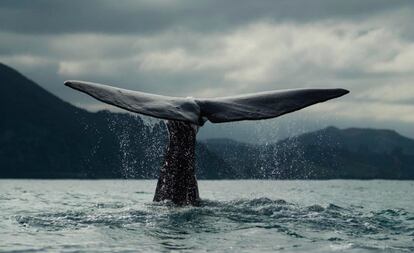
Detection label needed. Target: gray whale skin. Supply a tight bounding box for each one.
[65,80,349,205]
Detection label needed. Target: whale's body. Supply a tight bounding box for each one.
[65,80,348,205]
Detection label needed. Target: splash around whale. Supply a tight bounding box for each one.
[65,80,349,205]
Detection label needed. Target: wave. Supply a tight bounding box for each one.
[14,197,413,250]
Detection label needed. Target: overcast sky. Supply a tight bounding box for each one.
[1,0,414,142]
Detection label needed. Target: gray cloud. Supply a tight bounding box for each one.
[1,1,414,142]
[0,0,412,35]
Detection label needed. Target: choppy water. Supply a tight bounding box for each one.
[0,180,413,252]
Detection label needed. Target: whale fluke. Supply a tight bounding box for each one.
[65,80,348,126]
[197,88,348,123]
[64,80,201,124]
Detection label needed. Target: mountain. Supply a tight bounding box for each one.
[0,63,234,179]
[202,127,414,179]
[1,63,413,179]
[296,126,414,155]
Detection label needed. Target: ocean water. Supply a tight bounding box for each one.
[0,180,413,252]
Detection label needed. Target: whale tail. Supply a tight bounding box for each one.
[65,80,348,205]
[65,80,348,126]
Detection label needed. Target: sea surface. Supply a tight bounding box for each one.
[0,180,413,252]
